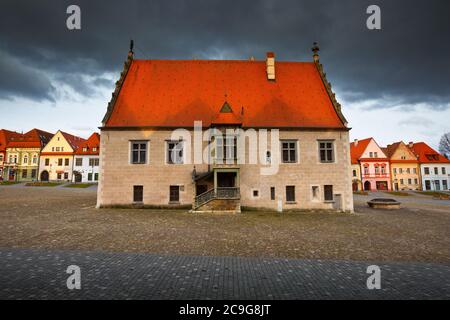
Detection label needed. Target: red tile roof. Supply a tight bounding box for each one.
[409,142,450,163]
[350,138,372,164]
[6,129,53,149]
[0,129,22,152]
[103,59,347,129]
[60,131,86,151]
[74,133,100,155]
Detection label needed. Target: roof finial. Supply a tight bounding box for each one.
[312,42,320,62]
[128,39,134,59]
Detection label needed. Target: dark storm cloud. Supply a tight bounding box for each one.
[0,0,449,108]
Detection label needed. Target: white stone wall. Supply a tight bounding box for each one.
[420,164,450,191]
[97,129,354,212]
[73,155,100,183]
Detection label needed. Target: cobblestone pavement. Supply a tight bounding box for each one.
[0,248,448,300]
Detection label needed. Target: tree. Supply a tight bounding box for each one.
[439,132,450,159]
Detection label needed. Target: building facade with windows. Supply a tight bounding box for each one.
[73,133,100,183]
[38,130,85,182]
[97,44,354,212]
[409,142,450,191]
[2,129,53,182]
[350,138,391,191]
[0,129,22,181]
[383,141,421,191]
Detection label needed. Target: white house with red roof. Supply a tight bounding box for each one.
[73,133,100,183]
[96,43,354,212]
[38,130,85,182]
[408,142,450,191]
[350,138,391,191]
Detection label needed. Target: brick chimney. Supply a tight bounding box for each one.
[266,52,275,81]
[408,141,414,148]
[354,139,358,147]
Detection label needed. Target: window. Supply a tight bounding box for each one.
[408,179,412,185]
[319,141,334,163]
[133,186,143,202]
[61,147,64,152]
[399,168,403,174]
[83,147,87,152]
[435,180,440,191]
[425,180,431,190]
[414,179,418,185]
[58,158,63,166]
[22,169,27,178]
[167,141,184,164]
[131,141,148,164]
[443,167,447,175]
[270,187,275,200]
[88,173,93,181]
[92,147,97,152]
[352,170,357,177]
[75,158,83,166]
[364,166,369,175]
[406,168,411,174]
[374,165,380,175]
[424,167,430,175]
[45,158,50,166]
[286,186,295,202]
[56,147,60,152]
[52,147,55,151]
[266,151,271,164]
[413,168,417,174]
[94,173,98,181]
[170,186,180,203]
[252,190,259,198]
[393,168,397,174]
[216,136,237,161]
[57,173,62,180]
[0,155,3,162]
[312,186,319,201]
[381,166,386,174]
[369,152,373,158]
[64,158,69,166]
[374,152,378,158]
[23,156,28,164]
[434,167,438,175]
[443,180,448,190]
[31,169,37,178]
[89,158,100,166]
[64,172,69,180]
[400,179,404,184]
[324,185,333,201]
[32,155,38,164]
[281,141,297,163]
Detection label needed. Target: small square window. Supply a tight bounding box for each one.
[252,190,259,197]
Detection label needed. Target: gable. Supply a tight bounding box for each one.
[41,131,75,153]
[360,139,387,159]
[390,142,417,161]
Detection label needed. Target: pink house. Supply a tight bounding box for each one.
[351,138,391,191]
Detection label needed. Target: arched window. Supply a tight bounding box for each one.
[23,155,28,164]
[32,154,38,164]
[266,151,271,164]
[374,164,380,175]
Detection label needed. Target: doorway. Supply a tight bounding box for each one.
[40,170,49,182]
[364,181,371,191]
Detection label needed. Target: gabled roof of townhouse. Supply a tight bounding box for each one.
[101,45,348,130]
[408,142,450,163]
[0,129,22,152]
[74,133,100,155]
[60,131,86,151]
[350,138,372,164]
[382,141,419,163]
[6,128,53,149]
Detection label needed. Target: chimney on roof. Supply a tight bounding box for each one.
[312,42,320,63]
[408,141,413,148]
[354,139,358,147]
[266,52,275,81]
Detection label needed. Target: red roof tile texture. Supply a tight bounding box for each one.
[0,129,22,152]
[6,129,53,149]
[75,133,100,155]
[350,138,372,164]
[104,59,346,129]
[409,142,450,163]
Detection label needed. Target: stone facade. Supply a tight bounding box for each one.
[97,129,354,212]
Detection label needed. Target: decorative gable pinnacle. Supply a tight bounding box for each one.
[219,101,233,113]
[101,40,135,125]
[312,42,348,126]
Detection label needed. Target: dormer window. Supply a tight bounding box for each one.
[92,147,97,152]
[83,147,88,152]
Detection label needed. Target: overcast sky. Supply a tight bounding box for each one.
[0,0,449,149]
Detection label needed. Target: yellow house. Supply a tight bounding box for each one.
[351,164,362,191]
[3,129,53,182]
[38,130,85,182]
[383,141,421,191]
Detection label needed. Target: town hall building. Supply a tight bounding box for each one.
[97,43,354,213]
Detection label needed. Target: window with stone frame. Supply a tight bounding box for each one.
[281,141,297,163]
[318,140,334,163]
[170,185,180,202]
[285,186,295,202]
[167,141,184,164]
[324,185,333,201]
[75,158,83,166]
[131,141,148,164]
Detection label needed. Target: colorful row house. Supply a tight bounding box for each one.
[38,131,100,183]
[1,129,53,182]
[351,138,450,192]
[0,128,100,183]
[350,138,391,191]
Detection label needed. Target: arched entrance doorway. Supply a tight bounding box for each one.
[364,181,371,191]
[74,172,82,183]
[40,170,49,182]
